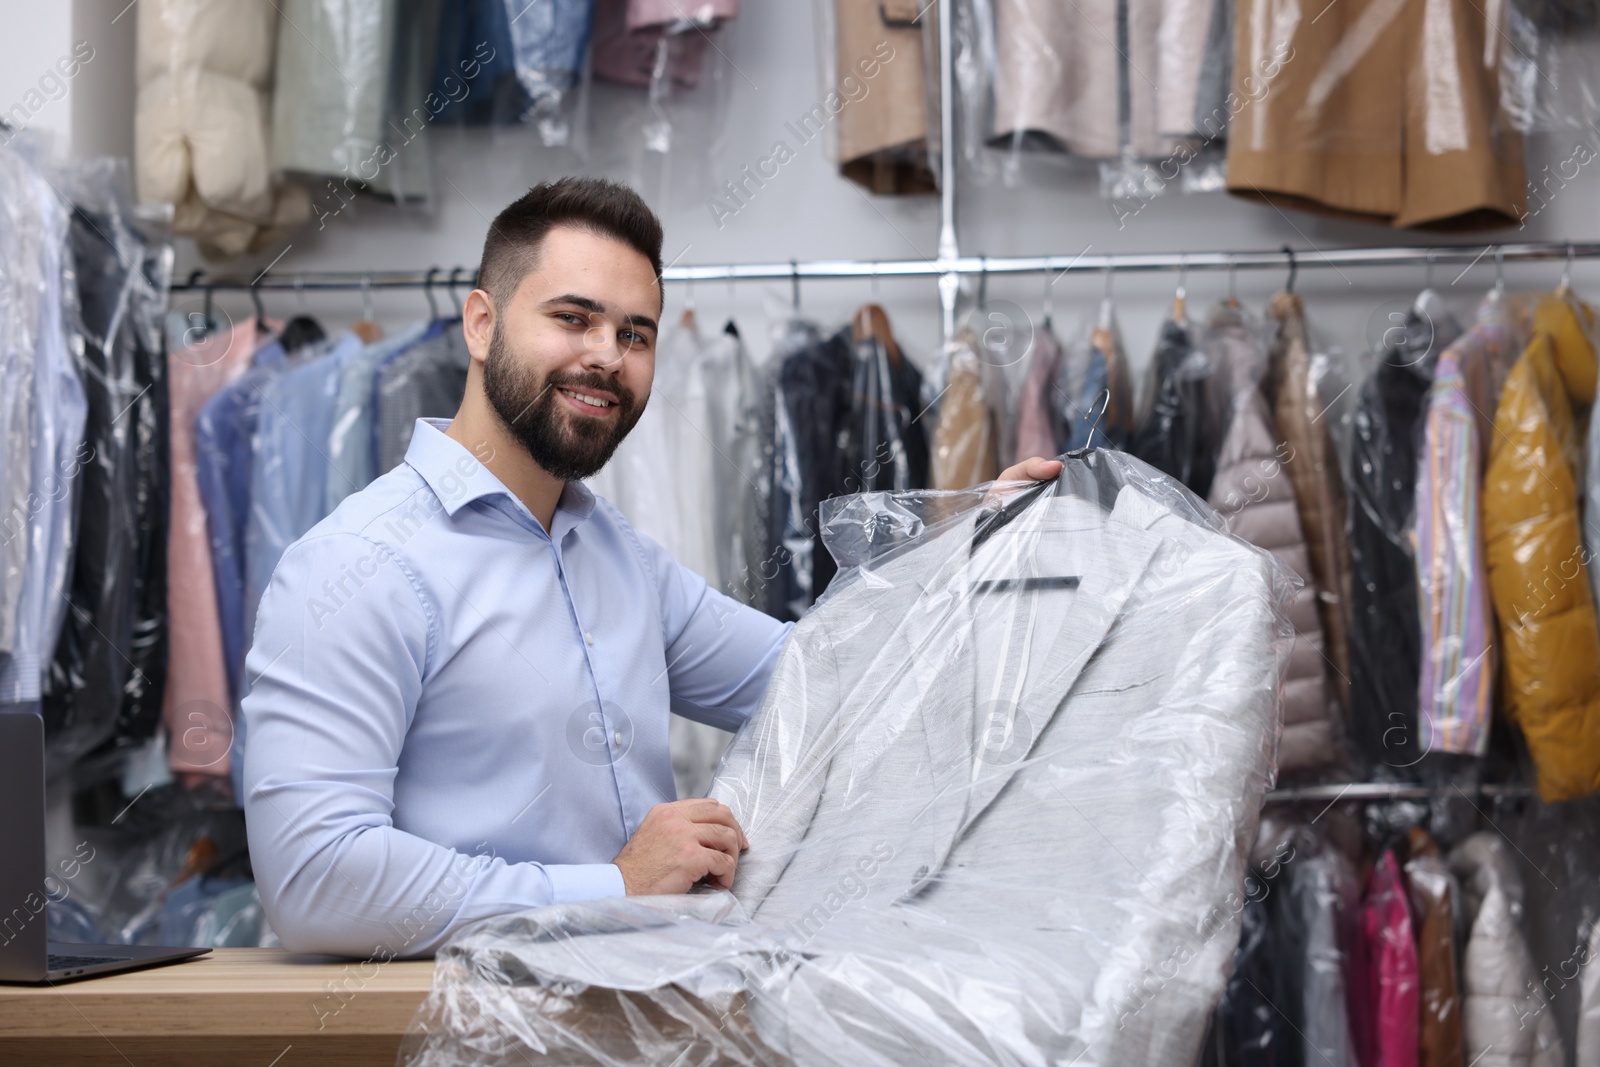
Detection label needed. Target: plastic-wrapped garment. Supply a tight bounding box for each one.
[1579,919,1600,1067]
[989,0,1188,159]
[1449,832,1566,1067]
[1012,322,1063,461]
[1207,300,1343,775]
[244,332,366,663]
[1347,304,1457,775]
[1227,0,1527,230]
[0,153,41,664]
[1415,293,1532,757]
[1131,314,1224,499]
[270,0,435,203]
[1201,875,1278,1067]
[592,0,738,89]
[588,320,756,798]
[157,876,275,948]
[430,0,527,124]
[0,149,86,705]
[1264,291,1352,718]
[763,323,929,622]
[1256,819,1361,1067]
[756,316,823,619]
[325,320,433,515]
[194,339,289,708]
[932,329,1001,489]
[1404,827,1465,1067]
[830,0,938,194]
[501,0,594,147]
[45,163,173,771]
[398,449,1297,1067]
[134,0,309,259]
[1053,323,1115,451]
[1070,296,1138,448]
[1483,294,1600,803]
[373,323,469,476]
[707,324,764,603]
[1589,393,1600,656]
[162,324,255,783]
[1359,850,1419,1067]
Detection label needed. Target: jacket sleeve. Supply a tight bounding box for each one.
[241,531,624,959]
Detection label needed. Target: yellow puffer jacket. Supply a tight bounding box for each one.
[1484,294,1600,802]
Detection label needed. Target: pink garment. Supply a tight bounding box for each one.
[1013,326,1063,461]
[164,323,257,779]
[591,0,737,88]
[1361,850,1420,1067]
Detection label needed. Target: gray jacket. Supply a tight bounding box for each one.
[401,464,1288,1067]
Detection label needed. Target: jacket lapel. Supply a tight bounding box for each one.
[951,492,1163,843]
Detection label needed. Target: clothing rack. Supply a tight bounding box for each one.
[167,239,1600,293]
[1264,782,1537,804]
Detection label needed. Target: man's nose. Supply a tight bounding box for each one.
[580,320,625,371]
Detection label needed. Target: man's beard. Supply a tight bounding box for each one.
[481,329,645,481]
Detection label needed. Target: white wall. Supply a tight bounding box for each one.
[15,0,1600,387]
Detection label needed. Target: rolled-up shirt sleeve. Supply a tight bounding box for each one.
[636,529,794,733]
[241,531,624,959]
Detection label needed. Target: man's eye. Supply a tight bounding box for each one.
[556,312,584,325]
[620,331,647,345]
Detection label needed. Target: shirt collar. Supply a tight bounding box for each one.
[403,418,597,525]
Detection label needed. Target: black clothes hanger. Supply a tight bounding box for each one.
[448,266,465,317]
[424,266,441,321]
[1282,245,1298,293]
[970,389,1117,561]
[251,282,268,336]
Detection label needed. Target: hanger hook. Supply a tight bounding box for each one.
[726,268,736,305]
[1282,245,1297,293]
[424,266,440,320]
[685,274,695,311]
[1562,242,1574,291]
[361,275,373,321]
[250,281,266,330]
[1067,387,1113,457]
[295,275,307,310]
[1425,248,1436,290]
[1042,263,1054,325]
[1493,245,1505,293]
[1103,257,1114,301]
[1176,254,1187,300]
[1227,254,1237,301]
[448,266,464,316]
[790,259,800,312]
[871,260,879,297]
[978,256,989,309]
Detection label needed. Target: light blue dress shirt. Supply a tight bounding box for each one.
[240,418,793,958]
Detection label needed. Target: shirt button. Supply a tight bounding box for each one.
[584,632,594,645]
[914,865,929,879]
[613,731,623,745]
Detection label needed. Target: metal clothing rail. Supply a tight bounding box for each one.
[166,240,1600,292]
[1264,781,1537,803]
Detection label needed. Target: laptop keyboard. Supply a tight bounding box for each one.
[49,953,132,970]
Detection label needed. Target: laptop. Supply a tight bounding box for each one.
[0,712,211,983]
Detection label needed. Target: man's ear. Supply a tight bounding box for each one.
[462,288,496,365]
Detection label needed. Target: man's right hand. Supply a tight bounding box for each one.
[612,798,750,895]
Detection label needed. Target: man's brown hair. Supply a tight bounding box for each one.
[477,177,664,311]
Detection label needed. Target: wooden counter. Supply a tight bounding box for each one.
[0,947,436,1066]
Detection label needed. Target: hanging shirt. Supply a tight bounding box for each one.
[163,323,256,774]
[0,155,87,705]
[1414,295,1526,756]
[195,339,290,705]
[325,320,433,515]
[240,418,793,957]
